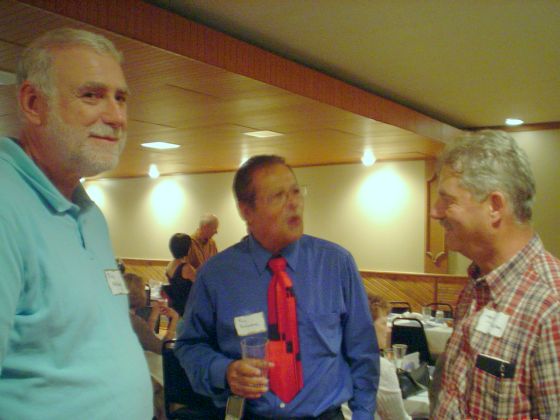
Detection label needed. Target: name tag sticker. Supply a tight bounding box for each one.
[105,269,128,295]
[489,312,510,338]
[475,308,510,338]
[234,312,267,337]
[475,308,496,334]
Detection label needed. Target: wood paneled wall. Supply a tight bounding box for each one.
[121,258,468,312]
[361,271,467,313]
[121,258,168,283]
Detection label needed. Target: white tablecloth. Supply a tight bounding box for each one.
[403,390,430,417]
[342,390,430,419]
[389,314,453,359]
[424,323,453,357]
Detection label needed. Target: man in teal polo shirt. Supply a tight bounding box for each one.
[0,28,152,418]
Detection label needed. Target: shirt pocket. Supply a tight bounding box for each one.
[470,366,525,419]
[299,310,341,357]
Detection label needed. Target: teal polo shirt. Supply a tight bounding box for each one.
[0,137,152,419]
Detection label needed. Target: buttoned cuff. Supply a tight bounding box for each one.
[210,357,235,390]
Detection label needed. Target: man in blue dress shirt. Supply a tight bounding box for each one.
[0,28,152,419]
[176,155,379,419]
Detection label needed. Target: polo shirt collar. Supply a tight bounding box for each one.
[0,137,89,214]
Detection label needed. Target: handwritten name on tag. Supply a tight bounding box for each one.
[234,312,267,337]
[105,269,128,295]
[475,308,509,338]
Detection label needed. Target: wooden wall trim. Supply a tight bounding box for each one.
[120,258,468,312]
[19,0,461,143]
[361,270,466,281]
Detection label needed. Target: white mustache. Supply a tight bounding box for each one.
[89,123,123,140]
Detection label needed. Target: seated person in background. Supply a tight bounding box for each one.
[164,233,196,315]
[124,273,179,354]
[368,294,412,420]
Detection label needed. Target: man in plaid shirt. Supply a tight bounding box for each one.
[430,130,560,419]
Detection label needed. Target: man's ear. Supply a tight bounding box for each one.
[18,81,48,126]
[488,191,506,223]
[237,201,253,224]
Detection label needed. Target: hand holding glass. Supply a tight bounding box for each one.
[240,336,269,378]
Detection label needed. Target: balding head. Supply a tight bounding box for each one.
[198,213,219,241]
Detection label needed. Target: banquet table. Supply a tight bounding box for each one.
[404,390,430,418]
[389,313,453,359]
[342,390,430,419]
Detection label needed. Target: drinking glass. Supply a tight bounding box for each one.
[392,343,407,369]
[421,306,432,322]
[240,336,269,377]
[435,310,445,324]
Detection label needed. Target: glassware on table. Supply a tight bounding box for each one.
[392,343,408,369]
[421,306,432,322]
[240,336,269,377]
[435,310,445,324]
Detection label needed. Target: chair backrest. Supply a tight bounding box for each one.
[162,340,220,419]
[391,318,433,365]
[390,301,412,314]
[426,302,454,319]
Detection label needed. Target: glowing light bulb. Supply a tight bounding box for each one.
[148,164,160,179]
[361,150,376,167]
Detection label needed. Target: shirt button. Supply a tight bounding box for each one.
[280,402,286,409]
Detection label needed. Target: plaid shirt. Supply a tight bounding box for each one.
[432,236,560,420]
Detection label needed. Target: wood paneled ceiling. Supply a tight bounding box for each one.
[0,0,460,179]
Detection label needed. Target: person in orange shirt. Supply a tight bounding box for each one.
[187,213,219,269]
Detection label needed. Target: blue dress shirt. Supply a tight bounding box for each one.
[175,234,379,419]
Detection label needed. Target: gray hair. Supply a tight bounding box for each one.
[436,129,536,222]
[16,27,122,100]
[199,213,218,227]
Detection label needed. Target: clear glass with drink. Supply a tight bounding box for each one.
[240,336,269,377]
[421,306,432,322]
[392,343,407,369]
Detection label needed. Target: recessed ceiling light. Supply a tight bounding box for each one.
[505,118,524,126]
[148,164,160,179]
[0,70,16,85]
[243,130,283,138]
[361,150,376,167]
[141,141,180,150]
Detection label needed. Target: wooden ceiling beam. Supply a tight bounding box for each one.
[18,0,460,143]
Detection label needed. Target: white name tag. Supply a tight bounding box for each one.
[475,308,509,338]
[105,269,128,295]
[489,312,509,338]
[234,312,267,337]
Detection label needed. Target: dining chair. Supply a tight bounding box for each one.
[161,340,221,420]
[391,318,433,365]
[426,302,454,319]
[390,301,412,314]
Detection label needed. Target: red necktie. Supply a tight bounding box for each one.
[267,257,303,402]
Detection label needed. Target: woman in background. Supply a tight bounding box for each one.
[164,233,197,316]
[124,273,179,353]
[368,293,412,420]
